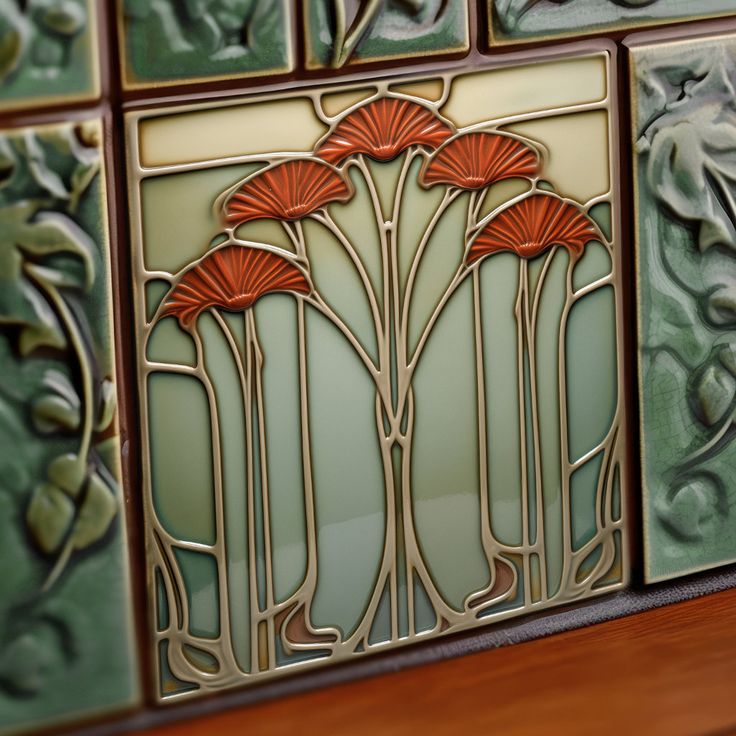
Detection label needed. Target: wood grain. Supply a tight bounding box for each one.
[146,588,736,736]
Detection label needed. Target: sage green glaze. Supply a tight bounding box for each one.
[0,0,98,108]
[306,0,468,69]
[0,122,138,733]
[492,0,735,41]
[633,36,736,581]
[121,0,292,85]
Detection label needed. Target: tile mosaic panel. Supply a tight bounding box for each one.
[0,119,138,733]
[127,45,628,702]
[0,0,99,111]
[304,0,468,69]
[631,31,736,582]
[117,0,293,89]
[490,1,735,44]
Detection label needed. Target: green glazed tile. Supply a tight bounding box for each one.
[119,0,293,88]
[0,0,99,110]
[0,120,139,734]
[632,32,736,582]
[305,0,468,69]
[129,47,629,702]
[490,0,735,43]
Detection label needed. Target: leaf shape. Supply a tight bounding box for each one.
[47,453,86,497]
[26,482,75,554]
[95,378,116,432]
[68,472,118,550]
[32,395,80,433]
[659,475,724,543]
[0,24,24,84]
[331,0,382,68]
[0,624,65,697]
[690,362,736,427]
[69,159,99,213]
[21,133,69,200]
[39,0,87,36]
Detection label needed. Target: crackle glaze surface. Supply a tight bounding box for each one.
[0,120,138,734]
[632,32,736,582]
[490,1,736,43]
[117,0,293,88]
[0,0,99,110]
[127,48,628,702]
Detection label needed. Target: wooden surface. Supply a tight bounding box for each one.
[147,588,736,736]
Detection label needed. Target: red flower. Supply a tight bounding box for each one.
[420,132,539,190]
[468,194,598,264]
[223,160,352,227]
[316,97,453,165]
[162,245,311,328]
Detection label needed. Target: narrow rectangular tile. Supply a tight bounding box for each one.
[117,0,293,89]
[490,1,735,44]
[631,28,736,582]
[126,44,629,702]
[0,119,139,733]
[0,0,99,110]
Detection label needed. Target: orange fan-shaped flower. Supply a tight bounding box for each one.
[161,245,311,328]
[224,160,352,227]
[421,132,539,190]
[316,98,453,164]
[468,194,598,264]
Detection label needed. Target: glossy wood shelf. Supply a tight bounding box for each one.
[145,587,736,736]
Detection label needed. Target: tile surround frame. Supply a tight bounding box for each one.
[124,37,633,704]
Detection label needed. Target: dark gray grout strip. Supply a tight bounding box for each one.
[69,565,736,736]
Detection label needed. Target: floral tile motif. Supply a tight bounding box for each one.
[490,1,735,44]
[0,120,138,733]
[631,32,736,582]
[0,0,99,110]
[304,0,468,69]
[117,0,293,89]
[127,45,628,702]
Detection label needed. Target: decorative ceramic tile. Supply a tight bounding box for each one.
[127,44,628,702]
[490,1,735,44]
[0,0,99,111]
[117,0,293,89]
[0,120,138,733]
[304,0,468,69]
[631,31,736,582]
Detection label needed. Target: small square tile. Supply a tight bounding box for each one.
[0,0,99,111]
[0,119,139,733]
[490,1,735,44]
[630,28,736,582]
[127,45,629,702]
[304,0,468,69]
[117,0,293,89]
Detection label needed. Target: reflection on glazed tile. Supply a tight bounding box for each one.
[127,47,628,702]
[0,120,138,733]
[305,0,468,69]
[117,0,292,89]
[0,0,99,110]
[631,31,736,582]
[490,0,736,43]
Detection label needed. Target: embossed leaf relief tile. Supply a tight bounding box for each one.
[304,1,468,69]
[0,120,138,734]
[127,47,628,701]
[117,0,293,88]
[490,1,736,43]
[631,32,736,582]
[0,0,99,110]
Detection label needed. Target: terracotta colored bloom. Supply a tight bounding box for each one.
[316,97,453,165]
[162,245,310,328]
[421,132,539,190]
[468,194,598,264]
[224,160,352,227]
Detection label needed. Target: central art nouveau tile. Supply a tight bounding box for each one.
[126,45,629,701]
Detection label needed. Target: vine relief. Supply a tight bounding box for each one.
[0,122,136,730]
[634,38,736,580]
